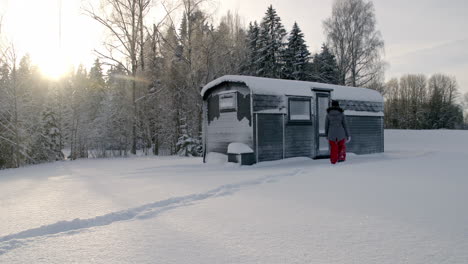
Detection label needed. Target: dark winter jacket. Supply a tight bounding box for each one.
[325,106,350,141]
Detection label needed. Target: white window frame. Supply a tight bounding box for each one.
[288,97,312,123]
[219,92,237,112]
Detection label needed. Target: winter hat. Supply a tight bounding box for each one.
[331,100,340,107]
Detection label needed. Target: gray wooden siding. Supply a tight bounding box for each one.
[257,114,284,162]
[203,80,384,163]
[346,116,384,154]
[205,83,253,154]
[206,112,253,154]
[284,96,314,159]
[253,94,284,112]
[202,101,208,160]
[285,124,314,158]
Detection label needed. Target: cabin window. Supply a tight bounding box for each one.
[289,98,311,122]
[219,93,237,112]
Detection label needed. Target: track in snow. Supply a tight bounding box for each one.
[0,169,302,255]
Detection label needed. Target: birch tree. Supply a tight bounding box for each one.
[323,0,385,87]
[463,92,468,126]
[384,74,463,129]
[84,0,152,154]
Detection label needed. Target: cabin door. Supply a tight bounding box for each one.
[314,91,331,158]
[256,114,284,162]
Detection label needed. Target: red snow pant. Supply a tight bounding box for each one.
[329,139,346,164]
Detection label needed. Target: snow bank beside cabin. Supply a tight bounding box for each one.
[205,152,228,164]
[201,75,383,103]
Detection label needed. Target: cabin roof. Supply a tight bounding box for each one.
[201,75,383,103]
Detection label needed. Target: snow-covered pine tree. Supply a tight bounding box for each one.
[283,22,310,80]
[88,59,106,121]
[176,7,208,155]
[91,65,133,157]
[0,63,12,168]
[176,115,202,157]
[247,21,260,76]
[256,5,287,78]
[10,55,49,166]
[40,106,64,161]
[66,65,91,160]
[311,44,340,84]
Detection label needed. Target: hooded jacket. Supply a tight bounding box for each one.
[325,106,350,141]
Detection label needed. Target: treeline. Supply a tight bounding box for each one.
[0,0,466,169]
[245,7,341,84]
[0,0,357,169]
[384,74,465,129]
[245,0,386,88]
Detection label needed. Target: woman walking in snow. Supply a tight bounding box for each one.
[325,100,351,164]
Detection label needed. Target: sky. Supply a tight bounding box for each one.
[0,0,467,94]
[217,0,468,95]
[0,0,102,78]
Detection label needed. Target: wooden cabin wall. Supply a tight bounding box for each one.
[256,114,284,162]
[256,118,315,162]
[285,95,315,159]
[203,81,384,162]
[285,124,314,158]
[252,94,284,162]
[205,83,253,154]
[346,116,384,154]
[253,94,315,161]
[252,94,283,111]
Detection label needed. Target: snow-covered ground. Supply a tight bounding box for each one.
[1,130,467,263]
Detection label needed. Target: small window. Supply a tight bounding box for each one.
[219,93,237,112]
[289,98,311,122]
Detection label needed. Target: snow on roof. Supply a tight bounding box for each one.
[201,75,383,103]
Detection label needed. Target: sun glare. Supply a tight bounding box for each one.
[37,52,69,80]
[2,0,100,81]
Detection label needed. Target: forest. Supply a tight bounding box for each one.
[0,0,467,169]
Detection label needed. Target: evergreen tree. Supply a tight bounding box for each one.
[0,64,12,168]
[176,116,202,157]
[89,59,105,91]
[64,65,92,160]
[14,55,47,166]
[91,65,133,157]
[41,106,64,161]
[88,59,106,120]
[283,22,310,80]
[256,5,287,78]
[247,21,260,75]
[311,44,340,84]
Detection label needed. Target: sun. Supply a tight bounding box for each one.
[36,51,70,80]
[2,0,89,81]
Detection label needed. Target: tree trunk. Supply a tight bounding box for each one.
[12,65,20,168]
[132,70,137,155]
[139,0,145,72]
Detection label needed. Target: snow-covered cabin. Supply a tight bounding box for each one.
[201,75,384,164]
